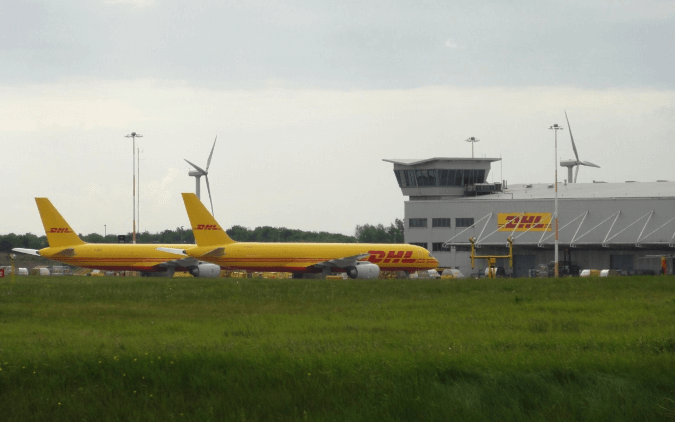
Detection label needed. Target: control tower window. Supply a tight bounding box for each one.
[415,170,438,187]
[454,170,464,186]
[432,218,451,228]
[439,169,456,186]
[463,169,474,185]
[396,168,488,188]
[394,170,417,187]
[409,218,428,228]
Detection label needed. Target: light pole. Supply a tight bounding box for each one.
[104,224,107,243]
[465,137,480,158]
[125,132,142,244]
[138,147,141,238]
[10,253,15,283]
[549,123,563,278]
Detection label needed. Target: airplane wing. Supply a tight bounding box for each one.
[155,247,224,271]
[156,247,225,258]
[157,256,200,268]
[12,248,41,256]
[312,253,370,269]
[157,247,188,256]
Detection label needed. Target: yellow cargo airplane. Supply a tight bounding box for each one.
[12,198,221,277]
[158,193,439,279]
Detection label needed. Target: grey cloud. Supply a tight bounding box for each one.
[0,0,673,89]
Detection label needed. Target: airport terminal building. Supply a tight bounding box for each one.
[384,157,675,277]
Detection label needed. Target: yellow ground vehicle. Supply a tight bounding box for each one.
[469,236,514,279]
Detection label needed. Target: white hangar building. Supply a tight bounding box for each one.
[384,157,675,277]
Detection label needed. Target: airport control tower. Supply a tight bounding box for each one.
[384,157,675,277]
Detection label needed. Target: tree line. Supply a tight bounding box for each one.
[0,219,405,251]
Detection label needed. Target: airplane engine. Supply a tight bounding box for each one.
[189,263,221,278]
[346,262,380,279]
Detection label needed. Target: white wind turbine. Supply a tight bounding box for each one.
[560,112,600,183]
[185,136,217,215]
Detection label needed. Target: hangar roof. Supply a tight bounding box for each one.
[484,181,675,200]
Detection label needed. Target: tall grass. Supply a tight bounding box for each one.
[0,276,674,421]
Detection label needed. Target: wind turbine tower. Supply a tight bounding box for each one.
[185,136,217,215]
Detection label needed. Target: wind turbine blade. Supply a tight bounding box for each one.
[206,135,217,172]
[580,161,601,168]
[574,165,579,183]
[564,111,580,163]
[205,175,214,216]
[184,159,207,174]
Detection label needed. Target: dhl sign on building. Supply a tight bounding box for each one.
[497,213,552,231]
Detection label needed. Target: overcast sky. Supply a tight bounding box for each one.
[2,0,674,237]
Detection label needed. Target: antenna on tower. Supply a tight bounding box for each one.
[465,137,480,158]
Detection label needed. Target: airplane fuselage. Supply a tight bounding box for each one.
[186,242,438,273]
[38,244,199,272]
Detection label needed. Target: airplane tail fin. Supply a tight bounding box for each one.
[181,193,235,246]
[35,198,86,248]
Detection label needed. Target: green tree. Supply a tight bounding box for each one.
[355,219,404,243]
[387,218,404,243]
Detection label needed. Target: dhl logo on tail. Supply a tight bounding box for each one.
[195,224,222,231]
[49,228,73,233]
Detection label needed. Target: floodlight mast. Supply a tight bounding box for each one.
[465,137,480,158]
[125,132,142,244]
[138,147,142,237]
[548,123,563,278]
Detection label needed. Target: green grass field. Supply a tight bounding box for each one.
[1,275,674,421]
